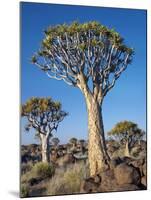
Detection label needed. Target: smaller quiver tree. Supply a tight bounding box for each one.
[51,137,60,150]
[69,137,78,149]
[78,139,86,154]
[21,97,67,163]
[108,121,145,157]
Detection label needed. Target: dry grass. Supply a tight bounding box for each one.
[21,160,89,197]
[46,161,89,195]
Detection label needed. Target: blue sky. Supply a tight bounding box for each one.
[21,2,146,145]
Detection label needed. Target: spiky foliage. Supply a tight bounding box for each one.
[32,21,134,104]
[21,97,67,136]
[51,137,60,146]
[78,139,86,145]
[69,137,78,145]
[108,121,145,146]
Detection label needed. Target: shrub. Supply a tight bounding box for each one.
[33,162,55,178]
[20,184,29,198]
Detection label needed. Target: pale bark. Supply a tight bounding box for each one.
[40,134,50,163]
[86,97,110,176]
[124,140,130,157]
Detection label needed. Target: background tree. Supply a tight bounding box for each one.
[108,121,145,157]
[21,97,67,163]
[69,137,78,150]
[32,21,134,175]
[78,139,86,154]
[51,137,60,150]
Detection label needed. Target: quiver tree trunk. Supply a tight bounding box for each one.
[40,134,50,163]
[124,140,130,157]
[86,98,110,176]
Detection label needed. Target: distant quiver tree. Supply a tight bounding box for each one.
[108,121,145,157]
[21,97,67,163]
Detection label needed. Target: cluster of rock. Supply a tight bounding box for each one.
[21,142,88,174]
[81,156,147,193]
[106,140,146,158]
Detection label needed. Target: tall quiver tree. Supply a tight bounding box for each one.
[32,21,134,175]
[21,97,67,163]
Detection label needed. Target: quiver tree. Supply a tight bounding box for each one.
[32,21,134,176]
[69,137,78,151]
[21,97,67,163]
[108,121,145,157]
[51,137,60,150]
[78,139,86,154]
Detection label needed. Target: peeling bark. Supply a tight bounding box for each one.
[86,97,110,176]
[124,140,130,157]
[40,134,50,163]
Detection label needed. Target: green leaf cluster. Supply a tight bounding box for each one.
[41,21,133,55]
[69,137,78,145]
[108,120,143,137]
[21,97,62,116]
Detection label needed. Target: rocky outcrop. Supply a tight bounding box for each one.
[114,163,141,185]
[81,157,146,193]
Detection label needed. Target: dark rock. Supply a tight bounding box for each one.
[98,169,117,192]
[21,153,32,163]
[98,169,140,192]
[120,156,134,164]
[28,177,43,186]
[80,177,100,193]
[81,167,142,193]
[110,157,122,169]
[29,187,46,197]
[93,174,101,183]
[130,158,145,167]
[129,158,145,176]
[114,163,141,186]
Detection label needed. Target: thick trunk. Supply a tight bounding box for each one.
[124,140,130,157]
[40,134,50,163]
[78,74,110,176]
[86,98,110,176]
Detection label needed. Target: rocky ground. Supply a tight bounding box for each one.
[20,140,147,197]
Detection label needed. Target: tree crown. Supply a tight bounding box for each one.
[33,21,133,53]
[22,97,61,115]
[51,137,60,146]
[21,97,67,135]
[108,120,145,141]
[32,21,134,104]
[69,137,78,144]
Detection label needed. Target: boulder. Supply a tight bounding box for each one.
[93,174,101,183]
[110,157,122,169]
[120,156,134,164]
[28,177,43,186]
[98,169,117,192]
[114,163,141,186]
[81,167,142,193]
[80,177,100,193]
[130,158,145,167]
